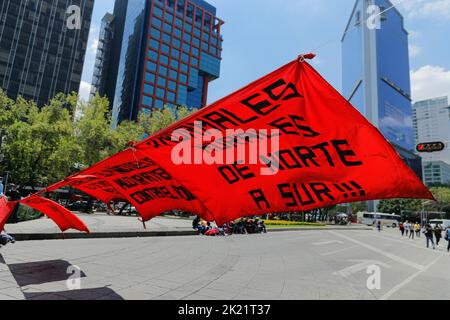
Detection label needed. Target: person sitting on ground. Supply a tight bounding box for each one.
[192,215,201,231]
[0,230,15,246]
[258,220,267,233]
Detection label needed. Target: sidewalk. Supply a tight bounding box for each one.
[4,213,372,241]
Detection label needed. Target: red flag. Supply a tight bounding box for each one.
[0,196,16,231]
[132,59,432,225]
[37,58,432,226]
[20,195,90,233]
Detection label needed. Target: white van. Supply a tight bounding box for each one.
[429,219,450,229]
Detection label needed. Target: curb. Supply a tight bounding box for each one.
[10,230,198,241]
[267,227,372,232]
[10,226,373,241]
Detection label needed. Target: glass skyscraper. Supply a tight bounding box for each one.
[341,0,414,151]
[0,0,94,107]
[341,0,423,209]
[110,0,223,127]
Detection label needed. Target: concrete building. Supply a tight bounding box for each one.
[0,0,94,107]
[93,0,224,127]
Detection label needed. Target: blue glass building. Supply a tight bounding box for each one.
[110,0,224,127]
[341,0,414,151]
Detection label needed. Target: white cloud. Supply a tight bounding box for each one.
[408,44,421,57]
[88,24,99,54]
[90,39,99,54]
[410,65,450,102]
[78,81,91,102]
[392,0,450,19]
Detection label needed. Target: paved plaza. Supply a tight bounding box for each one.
[0,228,449,300]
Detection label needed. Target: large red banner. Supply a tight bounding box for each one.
[24,58,432,227]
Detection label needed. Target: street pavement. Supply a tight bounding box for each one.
[0,227,449,300]
[4,214,369,240]
[5,213,194,234]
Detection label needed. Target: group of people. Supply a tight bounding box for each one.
[399,221,450,251]
[399,221,421,239]
[192,216,267,236]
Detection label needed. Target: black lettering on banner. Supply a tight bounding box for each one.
[217,164,255,184]
[172,185,196,201]
[240,79,303,116]
[309,183,335,201]
[241,93,275,116]
[269,115,320,137]
[290,115,320,137]
[295,183,316,206]
[232,163,255,180]
[263,79,302,101]
[331,140,363,166]
[249,189,270,210]
[218,166,240,184]
[277,183,335,207]
[278,150,302,170]
[114,177,138,190]
[311,142,335,166]
[278,184,298,207]
[293,146,320,167]
[203,111,239,130]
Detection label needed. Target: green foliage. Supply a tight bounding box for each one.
[0,90,197,190]
[0,92,82,190]
[378,187,450,216]
[17,204,43,222]
[425,187,450,213]
[139,105,196,135]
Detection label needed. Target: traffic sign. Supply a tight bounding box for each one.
[416,142,445,153]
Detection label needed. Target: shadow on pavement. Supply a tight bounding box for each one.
[7,259,87,287]
[23,287,124,300]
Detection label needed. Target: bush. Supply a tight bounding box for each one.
[17,205,43,222]
[263,220,325,227]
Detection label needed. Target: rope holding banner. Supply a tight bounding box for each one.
[128,141,141,169]
[297,53,316,63]
[138,217,147,230]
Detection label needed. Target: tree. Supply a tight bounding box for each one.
[425,187,450,214]
[0,90,198,190]
[1,92,82,191]
[139,105,196,135]
[378,198,422,215]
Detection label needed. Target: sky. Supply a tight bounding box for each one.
[79,0,450,105]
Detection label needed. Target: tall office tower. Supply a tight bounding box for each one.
[0,0,94,107]
[341,0,422,210]
[89,0,127,105]
[90,13,115,100]
[108,0,223,127]
[413,96,450,185]
[342,0,414,151]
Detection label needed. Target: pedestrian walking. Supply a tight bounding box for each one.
[434,224,443,246]
[409,222,415,239]
[424,224,435,250]
[377,220,381,232]
[415,222,421,238]
[445,227,450,252]
[399,222,405,236]
[405,221,409,237]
